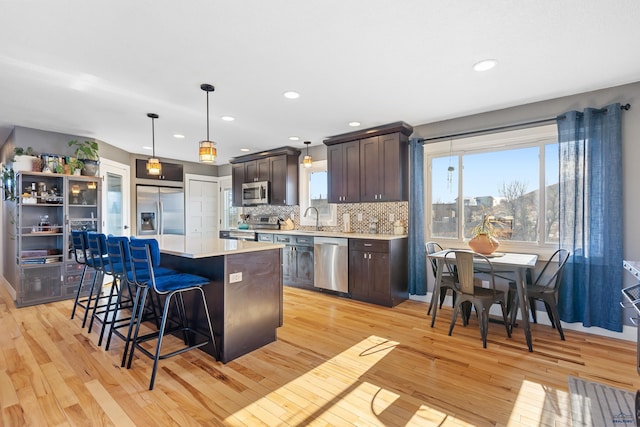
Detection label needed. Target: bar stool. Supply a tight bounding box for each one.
[70,230,104,328]
[86,232,117,345]
[104,235,174,356]
[125,238,217,390]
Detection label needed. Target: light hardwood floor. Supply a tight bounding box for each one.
[1,277,638,426]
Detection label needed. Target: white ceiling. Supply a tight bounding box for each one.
[1,1,639,165]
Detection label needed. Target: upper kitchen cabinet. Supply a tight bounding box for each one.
[324,121,413,203]
[229,147,301,207]
[327,140,360,203]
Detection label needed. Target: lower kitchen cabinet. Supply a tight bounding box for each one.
[276,235,314,288]
[348,238,407,307]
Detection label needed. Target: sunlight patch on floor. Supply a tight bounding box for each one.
[508,379,571,426]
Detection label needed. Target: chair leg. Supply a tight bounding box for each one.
[543,296,565,341]
[149,292,175,390]
[81,270,103,328]
[479,307,488,348]
[448,302,461,336]
[96,280,120,346]
[529,298,538,323]
[438,288,447,309]
[499,301,512,338]
[70,265,88,320]
[124,286,149,369]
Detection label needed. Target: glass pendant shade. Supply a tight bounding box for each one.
[146,157,162,175]
[199,140,216,163]
[303,155,313,168]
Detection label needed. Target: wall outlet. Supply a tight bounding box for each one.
[290,212,295,220]
[357,213,363,221]
[230,272,242,283]
[482,280,490,289]
[389,213,395,222]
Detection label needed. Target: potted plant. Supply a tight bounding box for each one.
[468,212,502,255]
[12,147,39,172]
[2,165,17,201]
[67,157,84,175]
[68,140,99,176]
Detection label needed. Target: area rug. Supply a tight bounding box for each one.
[568,375,636,426]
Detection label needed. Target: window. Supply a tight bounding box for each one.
[299,160,337,227]
[426,125,559,251]
[219,177,239,229]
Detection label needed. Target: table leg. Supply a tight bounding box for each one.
[430,259,443,328]
[514,267,533,352]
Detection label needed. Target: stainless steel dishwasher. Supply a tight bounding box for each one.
[314,237,348,292]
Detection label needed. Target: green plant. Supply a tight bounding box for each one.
[67,157,84,171]
[68,140,99,161]
[14,146,38,156]
[470,210,504,238]
[2,165,17,201]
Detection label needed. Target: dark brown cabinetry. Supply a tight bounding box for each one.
[276,234,314,288]
[360,133,408,202]
[327,140,360,203]
[135,159,183,182]
[230,147,300,207]
[348,238,408,307]
[324,121,412,203]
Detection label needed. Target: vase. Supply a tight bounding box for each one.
[468,234,499,255]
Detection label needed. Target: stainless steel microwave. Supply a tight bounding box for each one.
[242,181,270,206]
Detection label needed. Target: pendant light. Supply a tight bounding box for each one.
[199,83,217,163]
[146,113,162,176]
[303,141,312,168]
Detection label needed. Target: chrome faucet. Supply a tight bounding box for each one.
[303,206,320,231]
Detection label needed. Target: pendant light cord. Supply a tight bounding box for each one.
[151,116,156,156]
[206,90,210,140]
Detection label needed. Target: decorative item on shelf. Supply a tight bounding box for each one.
[68,140,99,176]
[303,141,313,168]
[67,157,84,175]
[468,211,502,255]
[145,113,162,176]
[2,165,16,201]
[198,83,217,163]
[86,181,97,190]
[12,147,39,172]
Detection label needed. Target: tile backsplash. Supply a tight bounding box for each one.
[243,201,408,235]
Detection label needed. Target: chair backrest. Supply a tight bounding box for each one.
[444,250,496,296]
[106,235,130,276]
[70,230,88,264]
[425,241,444,277]
[128,238,163,291]
[86,232,108,269]
[533,249,570,291]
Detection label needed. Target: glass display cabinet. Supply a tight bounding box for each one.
[9,172,101,307]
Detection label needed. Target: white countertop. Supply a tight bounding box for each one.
[154,234,284,259]
[247,229,408,240]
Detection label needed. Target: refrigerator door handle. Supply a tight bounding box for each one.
[158,201,163,235]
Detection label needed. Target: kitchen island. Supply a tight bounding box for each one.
[153,235,284,363]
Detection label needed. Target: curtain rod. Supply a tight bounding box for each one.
[421,103,631,144]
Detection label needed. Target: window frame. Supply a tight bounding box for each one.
[299,159,337,227]
[424,124,559,259]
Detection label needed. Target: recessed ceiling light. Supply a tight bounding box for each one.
[349,121,361,127]
[173,134,185,139]
[240,148,250,152]
[289,136,300,141]
[143,146,152,150]
[473,59,497,72]
[283,91,300,99]
[221,115,235,121]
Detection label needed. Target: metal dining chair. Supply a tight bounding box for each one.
[507,249,570,340]
[426,242,457,317]
[444,250,511,348]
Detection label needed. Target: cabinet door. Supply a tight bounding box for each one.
[257,158,271,182]
[231,164,244,207]
[244,161,258,183]
[327,141,360,203]
[327,144,344,203]
[294,245,314,286]
[348,249,368,298]
[369,251,391,303]
[281,246,295,284]
[360,136,380,202]
[269,155,287,205]
[378,133,405,201]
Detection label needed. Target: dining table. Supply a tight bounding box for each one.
[428,249,539,352]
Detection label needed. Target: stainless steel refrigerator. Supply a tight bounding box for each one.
[136,185,185,235]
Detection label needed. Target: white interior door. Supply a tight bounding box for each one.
[185,174,218,239]
[99,158,131,236]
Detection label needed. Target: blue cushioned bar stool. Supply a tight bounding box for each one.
[125,238,217,390]
[70,230,105,328]
[86,232,118,345]
[104,235,175,357]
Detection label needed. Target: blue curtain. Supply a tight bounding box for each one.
[557,103,623,332]
[408,137,427,295]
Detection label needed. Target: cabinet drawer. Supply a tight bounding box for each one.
[350,239,389,252]
[257,233,274,243]
[275,235,292,244]
[293,236,314,246]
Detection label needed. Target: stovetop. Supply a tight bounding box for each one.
[246,215,280,230]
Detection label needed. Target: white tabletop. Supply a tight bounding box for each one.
[151,234,284,259]
[428,250,538,269]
